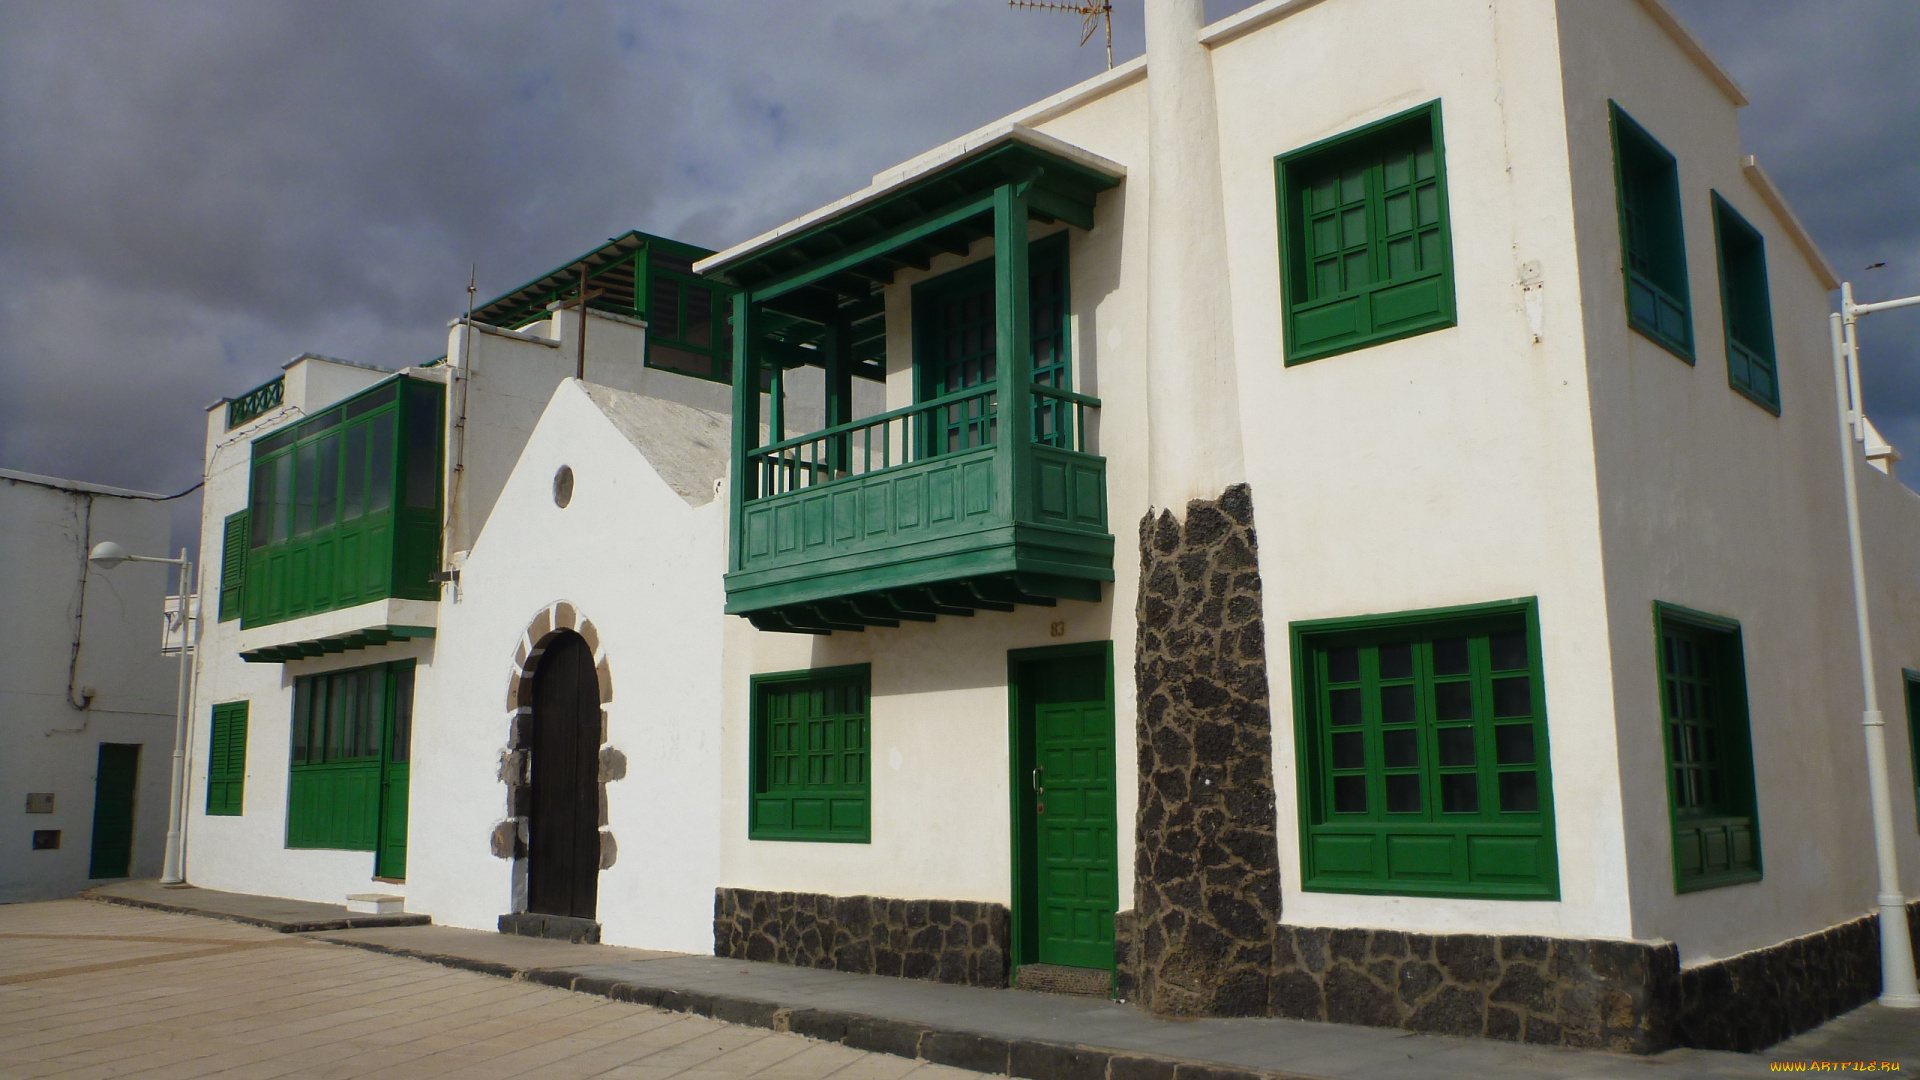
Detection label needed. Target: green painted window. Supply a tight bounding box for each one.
[911,233,1073,451]
[287,661,414,850]
[205,701,248,816]
[217,511,248,622]
[1654,603,1761,892]
[243,377,442,629]
[749,665,870,842]
[644,245,733,383]
[1611,103,1694,361]
[1712,193,1779,413]
[1276,101,1455,365]
[1293,599,1558,899]
[1904,672,1919,830]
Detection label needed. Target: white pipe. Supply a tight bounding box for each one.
[1829,308,1920,1006]
[159,547,193,885]
[1852,293,1920,318]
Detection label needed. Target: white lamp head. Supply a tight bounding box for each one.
[88,541,129,569]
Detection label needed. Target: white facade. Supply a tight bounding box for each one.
[176,0,1920,1042]
[1,470,177,902]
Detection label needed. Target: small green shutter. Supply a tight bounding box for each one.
[1905,673,1920,830]
[218,510,248,622]
[1610,103,1694,361]
[1654,603,1761,892]
[1711,192,1779,413]
[749,665,871,843]
[205,701,248,816]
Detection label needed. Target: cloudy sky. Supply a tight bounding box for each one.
[2,0,1916,547]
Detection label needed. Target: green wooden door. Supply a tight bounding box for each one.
[375,665,415,880]
[1010,643,1116,976]
[88,743,141,879]
[1035,701,1117,969]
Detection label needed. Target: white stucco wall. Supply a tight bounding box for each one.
[1204,0,1630,939]
[412,379,727,952]
[1,472,176,902]
[1554,0,1920,963]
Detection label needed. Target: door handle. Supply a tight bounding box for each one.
[1031,766,1044,794]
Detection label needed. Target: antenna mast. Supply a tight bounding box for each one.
[1009,0,1114,70]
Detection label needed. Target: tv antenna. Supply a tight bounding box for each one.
[1009,1,1114,70]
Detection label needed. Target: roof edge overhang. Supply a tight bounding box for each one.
[1740,155,1840,291]
[695,124,1125,300]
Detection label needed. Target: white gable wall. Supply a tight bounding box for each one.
[412,379,726,952]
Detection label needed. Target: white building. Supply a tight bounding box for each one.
[179,0,1920,1055]
[1,469,180,902]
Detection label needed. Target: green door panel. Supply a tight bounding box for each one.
[375,762,409,879]
[1035,701,1118,970]
[88,743,141,879]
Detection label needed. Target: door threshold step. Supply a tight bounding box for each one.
[1014,963,1112,998]
[499,912,601,944]
[346,893,406,915]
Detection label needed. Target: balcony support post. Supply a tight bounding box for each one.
[993,182,1034,522]
[823,314,855,474]
[730,292,761,574]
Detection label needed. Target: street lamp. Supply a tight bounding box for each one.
[89,540,195,886]
[1830,281,1920,1007]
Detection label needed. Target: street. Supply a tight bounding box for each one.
[0,900,988,1080]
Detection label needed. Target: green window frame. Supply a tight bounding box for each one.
[205,700,248,816]
[1711,192,1779,413]
[1654,603,1762,892]
[909,232,1073,452]
[1611,102,1694,361]
[287,660,414,850]
[1291,598,1558,899]
[1904,671,1919,830]
[642,243,734,384]
[749,664,871,843]
[1276,100,1456,366]
[217,510,248,622]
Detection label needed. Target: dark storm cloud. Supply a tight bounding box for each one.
[0,0,1913,534]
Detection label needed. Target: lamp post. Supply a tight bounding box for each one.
[88,540,196,886]
[1830,281,1920,1007]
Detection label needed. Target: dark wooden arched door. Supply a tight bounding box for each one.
[528,630,600,920]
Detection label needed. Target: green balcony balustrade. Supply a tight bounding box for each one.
[241,375,444,630]
[226,375,286,429]
[699,131,1124,633]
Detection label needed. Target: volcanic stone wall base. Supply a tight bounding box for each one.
[715,887,1010,988]
[499,912,601,944]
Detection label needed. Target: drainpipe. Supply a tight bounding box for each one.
[1143,0,1244,510]
[1830,282,1920,1006]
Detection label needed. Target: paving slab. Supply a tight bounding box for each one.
[81,878,431,932]
[301,922,1863,1080]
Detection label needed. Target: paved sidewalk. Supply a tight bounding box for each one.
[313,923,1859,1080]
[70,885,1920,1079]
[82,878,430,932]
[3,900,985,1079]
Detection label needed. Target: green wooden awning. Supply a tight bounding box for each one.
[239,625,435,664]
[697,125,1124,320]
[470,230,715,333]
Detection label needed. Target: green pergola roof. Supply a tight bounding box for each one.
[470,230,715,332]
[698,126,1124,321]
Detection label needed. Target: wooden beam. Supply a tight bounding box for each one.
[751,193,996,303]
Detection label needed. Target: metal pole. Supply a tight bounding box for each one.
[159,548,193,885]
[1830,294,1919,1005]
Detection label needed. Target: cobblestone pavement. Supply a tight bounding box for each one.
[0,900,988,1080]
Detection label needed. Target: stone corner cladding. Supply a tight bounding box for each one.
[714,887,1010,989]
[1132,482,1285,1020]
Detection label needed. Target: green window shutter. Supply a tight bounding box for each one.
[1711,192,1779,413]
[749,664,871,843]
[1611,103,1694,361]
[286,662,402,850]
[1291,599,1558,899]
[1654,603,1762,892]
[218,510,248,622]
[205,700,248,816]
[1276,100,1456,365]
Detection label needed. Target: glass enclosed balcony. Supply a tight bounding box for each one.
[240,375,444,632]
[699,129,1124,632]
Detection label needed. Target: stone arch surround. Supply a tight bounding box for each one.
[489,601,626,917]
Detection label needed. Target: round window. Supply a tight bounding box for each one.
[552,465,574,508]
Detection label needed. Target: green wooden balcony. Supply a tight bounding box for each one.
[700,129,1125,632]
[238,375,444,634]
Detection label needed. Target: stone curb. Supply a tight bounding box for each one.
[310,935,1318,1080]
[81,889,433,934]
